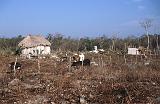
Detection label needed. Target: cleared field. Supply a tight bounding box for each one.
[0,54,160,104]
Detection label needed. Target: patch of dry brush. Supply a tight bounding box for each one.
[0,55,160,104]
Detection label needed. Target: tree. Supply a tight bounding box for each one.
[111,33,119,51]
[46,33,63,51]
[140,18,152,50]
[157,34,160,51]
[78,37,92,51]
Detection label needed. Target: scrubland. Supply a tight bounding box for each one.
[0,54,160,104]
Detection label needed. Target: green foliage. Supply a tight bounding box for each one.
[46,33,64,51]
[0,34,160,55]
[46,33,160,52]
[0,35,24,55]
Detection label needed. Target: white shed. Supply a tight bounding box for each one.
[18,35,51,56]
[128,48,140,55]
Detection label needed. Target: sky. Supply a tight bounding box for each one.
[0,0,160,38]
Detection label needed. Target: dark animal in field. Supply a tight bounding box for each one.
[8,62,22,72]
[112,87,130,103]
[71,59,90,67]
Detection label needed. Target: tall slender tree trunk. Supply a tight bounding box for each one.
[157,35,159,54]
[146,30,150,50]
[157,35,159,50]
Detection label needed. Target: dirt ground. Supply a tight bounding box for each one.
[0,54,160,104]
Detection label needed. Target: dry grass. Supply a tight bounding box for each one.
[0,54,160,104]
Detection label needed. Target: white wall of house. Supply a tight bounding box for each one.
[44,46,50,54]
[21,45,50,55]
[21,48,27,55]
[128,48,140,55]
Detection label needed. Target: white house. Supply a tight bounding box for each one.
[128,48,140,55]
[18,35,51,57]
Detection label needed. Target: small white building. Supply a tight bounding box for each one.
[128,48,140,55]
[18,35,51,57]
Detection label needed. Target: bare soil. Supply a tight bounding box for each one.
[0,55,160,104]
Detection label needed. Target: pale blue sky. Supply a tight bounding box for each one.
[0,0,160,38]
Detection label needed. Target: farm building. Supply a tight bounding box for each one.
[18,35,51,57]
[128,48,140,55]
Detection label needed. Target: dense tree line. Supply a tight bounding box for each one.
[0,35,24,54]
[0,33,160,55]
[46,33,160,53]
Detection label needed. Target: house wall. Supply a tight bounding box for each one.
[21,46,50,55]
[128,48,140,55]
[44,46,50,54]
